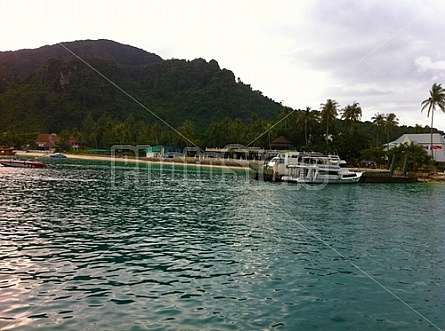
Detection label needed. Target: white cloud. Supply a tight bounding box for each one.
[415,56,445,72]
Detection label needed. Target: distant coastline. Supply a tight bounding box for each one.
[7,151,445,183]
[12,150,256,171]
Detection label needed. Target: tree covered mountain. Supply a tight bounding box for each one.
[0,39,162,88]
[0,39,440,168]
[0,39,283,134]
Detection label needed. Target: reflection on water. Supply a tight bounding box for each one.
[0,161,444,330]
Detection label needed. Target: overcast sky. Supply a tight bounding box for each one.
[2,0,445,130]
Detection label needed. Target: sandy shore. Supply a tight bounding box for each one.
[9,151,445,183]
[13,150,256,171]
[417,176,445,183]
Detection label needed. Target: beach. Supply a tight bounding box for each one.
[13,150,257,170]
[8,150,445,183]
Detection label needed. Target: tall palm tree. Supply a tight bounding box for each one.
[421,83,445,162]
[265,122,276,149]
[296,107,317,146]
[320,99,339,149]
[371,113,385,146]
[341,101,362,131]
[278,107,294,131]
[384,113,399,148]
[178,120,196,147]
[232,118,245,144]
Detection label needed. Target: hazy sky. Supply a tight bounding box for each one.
[2,0,445,129]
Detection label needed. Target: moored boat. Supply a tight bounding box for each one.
[49,153,67,158]
[0,147,16,156]
[0,159,45,168]
[266,152,362,184]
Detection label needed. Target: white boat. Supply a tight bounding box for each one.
[266,152,362,184]
[49,153,67,158]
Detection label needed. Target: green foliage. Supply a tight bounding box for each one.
[387,143,433,172]
[360,147,386,166]
[383,113,399,146]
[421,83,445,163]
[0,130,39,149]
[56,130,72,152]
[341,101,362,131]
[0,42,282,136]
[333,128,373,165]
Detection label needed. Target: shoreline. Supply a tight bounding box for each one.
[12,151,256,171]
[6,151,445,183]
[417,176,445,183]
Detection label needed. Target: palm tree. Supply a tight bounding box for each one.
[265,122,276,149]
[178,120,196,147]
[341,101,362,131]
[295,107,317,146]
[207,122,220,148]
[371,113,385,146]
[383,113,399,148]
[320,99,339,149]
[421,83,445,162]
[151,122,164,145]
[70,128,82,150]
[231,118,245,144]
[278,107,294,131]
[91,122,100,148]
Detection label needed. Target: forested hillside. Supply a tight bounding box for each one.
[0,39,282,134]
[0,39,440,167]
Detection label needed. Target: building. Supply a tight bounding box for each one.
[204,146,267,160]
[35,133,59,150]
[269,136,294,150]
[387,133,445,162]
[35,133,80,150]
[145,146,182,158]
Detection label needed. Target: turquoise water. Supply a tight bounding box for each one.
[0,159,444,330]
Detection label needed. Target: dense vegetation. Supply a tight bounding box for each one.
[0,39,442,167]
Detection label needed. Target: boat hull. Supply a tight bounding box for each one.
[281,172,363,184]
[49,153,67,158]
[0,160,45,168]
[264,152,364,185]
[0,151,15,156]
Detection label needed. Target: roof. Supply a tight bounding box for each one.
[270,136,292,146]
[390,133,445,145]
[389,133,445,162]
[35,133,79,148]
[35,133,59,148]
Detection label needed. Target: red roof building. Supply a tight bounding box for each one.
[36,133,59,149]
[35,133,80,150]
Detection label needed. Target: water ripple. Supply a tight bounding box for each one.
[0,163,444,330]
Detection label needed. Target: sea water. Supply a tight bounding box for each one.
[0,159,444,330]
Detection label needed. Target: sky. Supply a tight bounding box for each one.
[2,0,445,130]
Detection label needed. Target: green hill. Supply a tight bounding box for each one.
[2,39,436,160]
[0,39,282,134]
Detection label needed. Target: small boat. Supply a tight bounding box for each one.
[0,159,45,168]
[49,153,67,158]
[0,147,16,156]
[266,152,362,184]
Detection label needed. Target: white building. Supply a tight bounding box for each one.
[388,133,445,162]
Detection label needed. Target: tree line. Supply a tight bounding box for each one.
[0,39,443,170]
[1,96,440,170]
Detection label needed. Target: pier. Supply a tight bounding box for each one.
[359,171,418,183]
